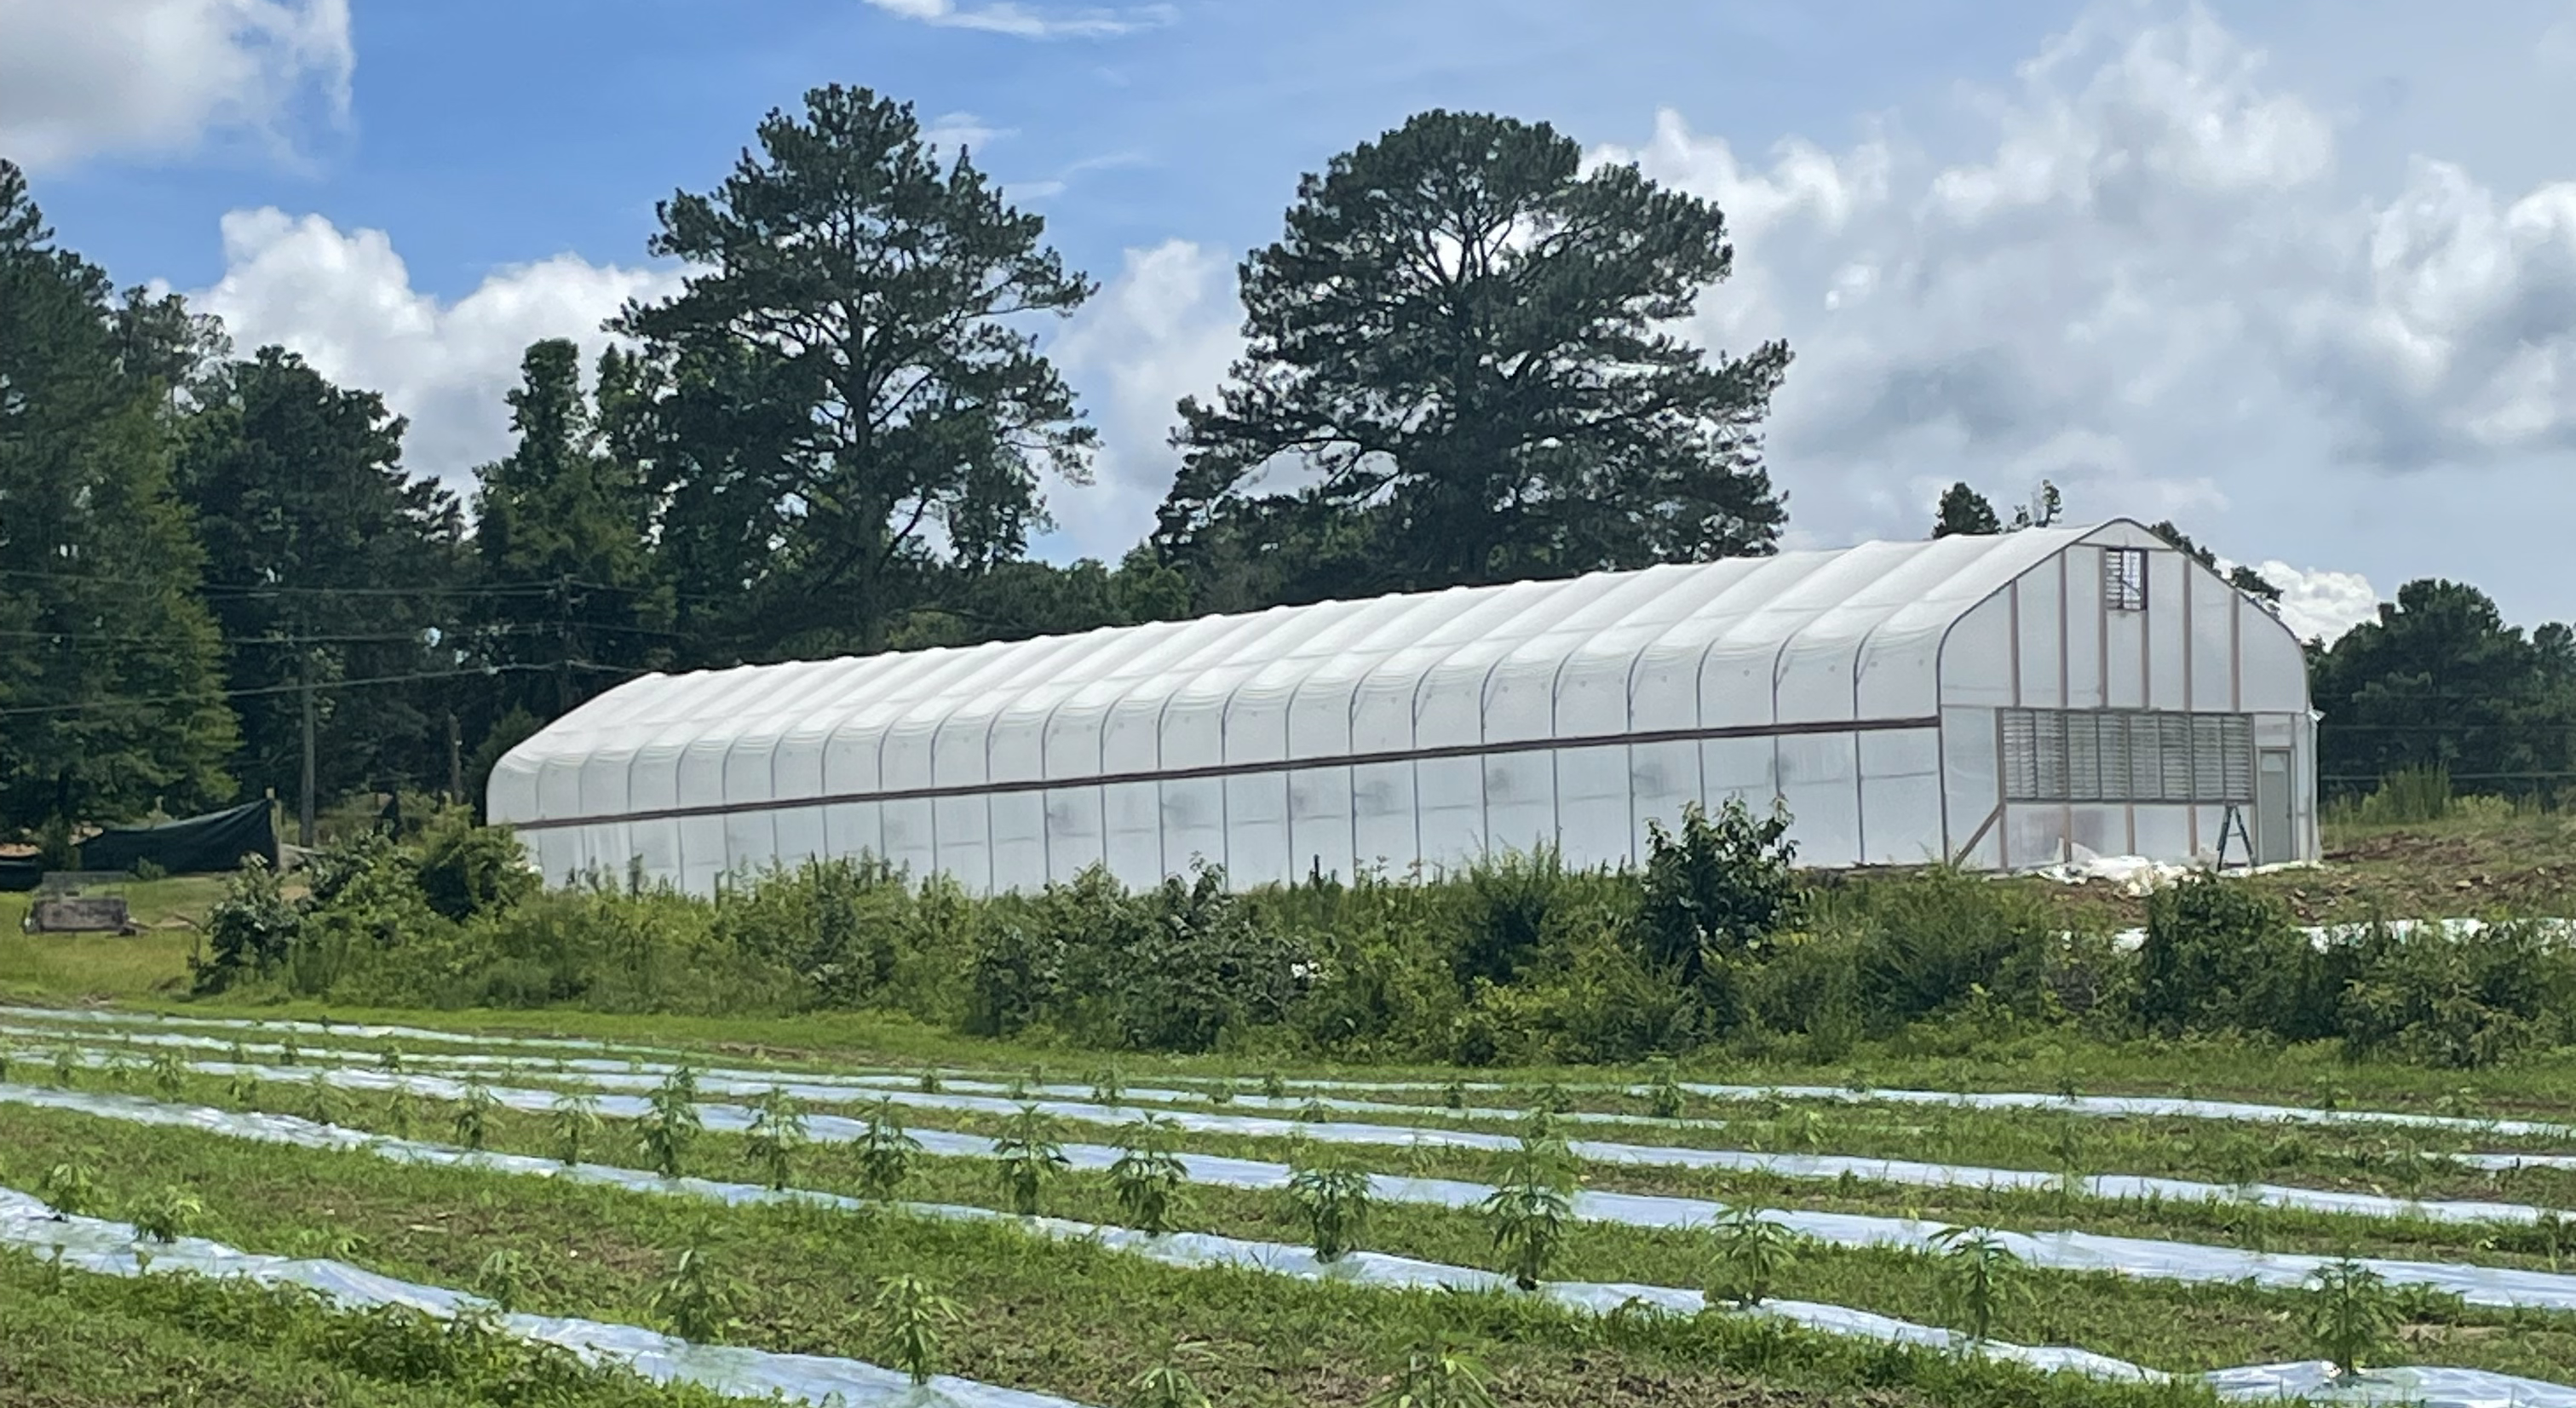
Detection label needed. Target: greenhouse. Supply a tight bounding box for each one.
[489,520,2317,894]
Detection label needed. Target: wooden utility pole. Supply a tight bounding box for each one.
[447,712,465,805]
[298,650,317,848]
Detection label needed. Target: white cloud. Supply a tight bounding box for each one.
[2251,561,2382,644]
[1570,2,2576,618]
[0,0,350,170]
[862,0,1173,40]
[190,210,681,486]
[1043,238,1241,557]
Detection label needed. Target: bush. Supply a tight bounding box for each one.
[193,857,300,993]
[2337,919,2576,1068]
[413,809,538,922]
[1638,798,1799,985]
[2133,875,2331,1038]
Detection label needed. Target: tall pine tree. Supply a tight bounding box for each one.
[178,348,466,808]
[0,161,237,830]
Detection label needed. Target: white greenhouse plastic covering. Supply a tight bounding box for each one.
[491,521,2316,894]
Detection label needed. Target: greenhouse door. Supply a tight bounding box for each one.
[2255,750,2293,865]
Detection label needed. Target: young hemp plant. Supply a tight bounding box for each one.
[37,1162,98,1221]
[869,1273,963,1388]
[641,1068,704,1179]
[550,1091,606,1166]
[1110,1115,1192,1237]
[383,1083,420,1140]
[1368,1339,1498,1408]
[993,1105,1069,1216]
[1931,1226,2023,1346]
[854,1100,923,1202]
[130,1187,205,1244]
[1644,1058,1687,1121]
[147,1049,187,1098]
[475,1248,532,1313]
[1129,1342,1218,1408]
[1481,1134,1577,1291]
[745,1087,809,1192]
[650,1247,737,1342]
[2304,1259,2402,1380]
[304,1072,346,1127]
[454,1078,501,1152]
[1706,1205,1803,1308]
[1287,1157,1373,1264]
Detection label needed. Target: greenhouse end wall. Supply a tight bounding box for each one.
[491,522,2316,894]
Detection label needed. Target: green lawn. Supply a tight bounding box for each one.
[0,874,223,1002]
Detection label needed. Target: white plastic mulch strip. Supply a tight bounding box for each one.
[17,1003,2575,1145]
[36,1040,2569,1233]
[16,1066,2576,1318]
[0,1182,1090,1408]
[0,1003,680,1060]
[4,1084,2572,1408]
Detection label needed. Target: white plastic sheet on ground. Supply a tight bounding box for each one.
[22,1033,2576,1234]
[15,1066,2576,1319]
[0,1183,1090,1408]
[5,1083,2572,1408]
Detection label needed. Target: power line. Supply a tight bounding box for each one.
[0,661,651,721]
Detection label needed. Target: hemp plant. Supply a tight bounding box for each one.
[744,1087,808,1192]
[1480,1133,1576,1291]
[1706,1205,1803,1308]
[993,1105,1068,1215]
[453,1078,500,1152]
[550,1091,605,1166]
[1931,1226,2023,1345]
[1110,1115,1192,1237]
[854,1100,923,1202]
[869,1273,963,1388]
[2303,1259,2401,1380]
[1287,1158,1373,1264]
[640,1068,703,1178]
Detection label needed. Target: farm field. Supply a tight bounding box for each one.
[9,1003,2576,1406]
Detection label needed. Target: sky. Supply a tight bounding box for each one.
[8,0,2576,645]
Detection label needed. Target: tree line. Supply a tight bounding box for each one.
[1,85,2564,840]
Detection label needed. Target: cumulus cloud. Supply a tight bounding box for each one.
[861,0,1173,40]
[2251,562,2382,645]
[190,210,681,487]
[1043,238,1242,556]
[0,0,350,170]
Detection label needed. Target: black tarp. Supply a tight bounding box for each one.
[0,857,41,893]
[77,802,278,876]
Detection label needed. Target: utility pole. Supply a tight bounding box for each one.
[298,649,317,848]
[447,712,464,806]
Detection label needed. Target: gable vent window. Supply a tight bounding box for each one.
[2105,548,2149,612]
[2003,709,2251,804]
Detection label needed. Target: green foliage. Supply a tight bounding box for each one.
[2344,766,2457,827]
[129,1187,204,1244]
[615,83,1095,658]
[452,1079,499,1152]
[147,1049,186,1098]
[852,1100,923,1202]
[474,1248,530,1313]
[414,809,538,922]
[743,1087,808,1191]
[37,1161,97,1219]
[302,1072,346,1127]
[1705,1206,1803,1308]
[1930,1227,2023,1345]
[194,858,302,992]
[1287,1158,1374,1263]
[2135,876,2327,1037]
[1109,1115,1193,1238]
[867,1273,962,1388]
[2303,1259,2401,1378]
[1159,109,1787,607]
[640,1069,702,1178]
[992,1105,1068,1216]
[1128,1348,1216,1408]
[1366,1340,1498,1408]
[2337,919,2576,1068]
[1478,1131,1578,1291]
[1639,797,1799,990]
[648,1247,734,1342]
[1931,483,2002,538]
[549,1090,604,1166]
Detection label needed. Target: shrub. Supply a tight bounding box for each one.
[193,857,301,993]
[1638,797,1800,985]
[2338,920,2576,1068]
[1849,867,2058,1027]
[413,809,538,922]
[2134,875,2328,1038]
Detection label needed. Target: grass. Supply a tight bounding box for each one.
[0,1244,731,1407]
[0,873,224,1003]
[0,1101,2210,1408]
[19,1073,2576,1386]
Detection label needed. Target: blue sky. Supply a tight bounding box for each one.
[9,0,2576,640]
